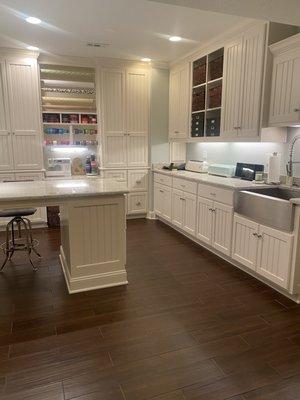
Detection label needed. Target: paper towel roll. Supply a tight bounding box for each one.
[268,152,281,183]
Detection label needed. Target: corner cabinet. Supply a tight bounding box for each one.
[0,56,43,172]
[269,33,300,127]
[100,67,149,168]
[221,23,266,139]
[169,64,190,139]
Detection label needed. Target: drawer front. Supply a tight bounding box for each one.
[15,172,44,181]
[104,170,127,182]
[0,173,15,182]
[173,177,197,194]
[198,183,234,205]
[127,192,148,214]
[154,172,172,187]
[128,170,148,192]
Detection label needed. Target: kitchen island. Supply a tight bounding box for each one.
[0,178,129,293]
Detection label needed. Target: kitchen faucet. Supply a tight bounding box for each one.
[286,135,300,178]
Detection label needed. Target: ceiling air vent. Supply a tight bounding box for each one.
[86,42,110,48]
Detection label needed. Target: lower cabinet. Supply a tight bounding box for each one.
[127,192,148,215]
[196,196,233,256]
[172,189,197,236]
[154,183,172,222]
[232,214,293,289]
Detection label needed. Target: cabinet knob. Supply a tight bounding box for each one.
[294,108,300,112]
[136,201,141,206]
[174,130,179,134]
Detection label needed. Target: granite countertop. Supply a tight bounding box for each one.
[153,168,271,190]
[0,178,129,202]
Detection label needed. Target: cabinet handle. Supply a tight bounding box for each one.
[180,197,185,201]
[136,180,142,184]
[257,234,263,239]
[234,126,241,129]
[294,108,300,112]
[210,192,216,196]
[159,189,164,193]
[252,232,258,237]
[180,184,185,188]
[174,130,179,133]
[208,208,215,212]
[136,201,141,206]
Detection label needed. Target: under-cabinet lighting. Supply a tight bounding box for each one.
[27,45,39,51]
[141,57,151,62]
[51,146,87,153]
[55,182,88,189]
[169,36,182,42]
[25,16,42,24]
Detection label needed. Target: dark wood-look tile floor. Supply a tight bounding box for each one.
[0,219,300,399]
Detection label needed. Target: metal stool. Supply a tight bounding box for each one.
[0,209,42,271]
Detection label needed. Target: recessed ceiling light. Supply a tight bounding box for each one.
[27,45,39,51]
[141,57,151,62]
[26,16,42,25]
[169,36,182,42]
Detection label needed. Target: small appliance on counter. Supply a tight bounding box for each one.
[208,163,236,177]
[46,158,71,177]
[234,162,264,181]
[162,162,186,171]
[185,160,209,173]
[267,152,281,184]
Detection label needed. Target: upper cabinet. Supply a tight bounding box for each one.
[100,67,149,168]
[0,55,43,171]
[269,34,300,127]
[169,63,190,139]
[221,24,266,139]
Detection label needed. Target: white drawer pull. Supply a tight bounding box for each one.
[159,189,164,193]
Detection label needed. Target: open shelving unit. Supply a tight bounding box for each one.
[191,48,224,138]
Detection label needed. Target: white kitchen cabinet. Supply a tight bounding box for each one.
[172,189,184,228]
[128,169,148,192]
[154,183,172,222]
[232,214,293,289]
[232,214,258,270]
[212,201,233,256]
[257,225,293,289]
[182,191,197,236]
[104,169,127,181]
[196,196,214,245]
[169,64,190,139]
[269,34,300,126]
[221,23,266,138]
[0,55,42,173]
[100,67,149,168]
[127,192,148,215]
[197,196,233,256]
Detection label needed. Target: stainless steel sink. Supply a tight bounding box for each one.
[235,187,300,231]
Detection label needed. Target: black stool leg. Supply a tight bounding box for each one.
[1,219,13,271]
[23,217,42,259]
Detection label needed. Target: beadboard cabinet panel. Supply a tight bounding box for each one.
[126,69,149,134]
[172,189,185,229]
[127,133,148,167]
[239,24,265,137]
[232,214,258,270]
[154,183,172,222]
[182,192,197,236]
[212,202,233,256]
[196,196,214,245]
[101,69,125,134]
[104,133,127,168]
[221,37,243,137]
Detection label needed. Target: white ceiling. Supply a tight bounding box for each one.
[0,0,249,63]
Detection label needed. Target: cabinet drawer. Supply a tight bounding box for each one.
[127,192,148,214]
[173,177,197,194]
[128,170,148,192]
[198,183,234,205]
[0,173,15,182]
[154,172,172,187]
[15,172,44,181]
[104,170,127,182]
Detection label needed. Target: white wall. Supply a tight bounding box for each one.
[187,127,300,176]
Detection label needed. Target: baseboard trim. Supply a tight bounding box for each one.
[147,211,157,220]
[156,216,300,304]
[59,245,128,294]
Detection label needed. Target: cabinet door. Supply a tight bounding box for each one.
[269,49,300,125]
[169,64,190,139]
[182,192,197,236]
[172,189,184,228]
[212,202,233,256]
[232,214,259,270]
[126,69,149,135]
[126,133,148,167]
[128,169,148,192]
[127,192,148,215]
[104,170,127,182]
[154,183,172,222]
[6,60,42,170]
[0,61,14,171]
[196,196,213,245]
[101,68,125,134]
[221,37,243,138]
[239,24,265,137]
[103,133,127,168]
[256,225,293,289]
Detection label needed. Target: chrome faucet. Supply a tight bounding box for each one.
[286,135,300,178]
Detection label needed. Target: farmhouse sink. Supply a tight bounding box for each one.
[234,187,300,231]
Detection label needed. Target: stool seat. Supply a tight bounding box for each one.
[0,208,37,218]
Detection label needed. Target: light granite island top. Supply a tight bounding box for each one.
[0,178,129,293]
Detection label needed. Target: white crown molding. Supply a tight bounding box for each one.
[0,47,39,59]
[269,32,300,55]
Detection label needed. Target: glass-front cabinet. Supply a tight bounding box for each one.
[191,48,224,138]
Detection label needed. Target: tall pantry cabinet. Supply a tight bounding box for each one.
[98,66,150,215]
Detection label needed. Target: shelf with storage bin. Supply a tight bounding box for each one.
[190,47,224,139]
